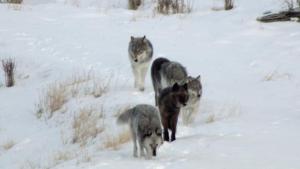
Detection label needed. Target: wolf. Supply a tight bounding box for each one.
[158,83,189,142]
[151,57,188,105]
[129,36,153,91]
[117,104,163,159]
[181,76,202,125]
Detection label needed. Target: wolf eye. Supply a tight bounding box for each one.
[145,131,152,137]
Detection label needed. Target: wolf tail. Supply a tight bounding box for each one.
[151,57,170,105]
[117,108,133,125]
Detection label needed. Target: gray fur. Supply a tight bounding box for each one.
[128,36,153,91]
[117,104,163,159]
[151,57,187,105]
[181,75,202,125]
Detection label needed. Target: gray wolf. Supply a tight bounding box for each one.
[158,83,189,142]
[181,75,202,125]
[117,104,163,159]
[151,57,187,105]
[129,36,153,91]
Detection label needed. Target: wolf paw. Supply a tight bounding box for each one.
[139,87,145,92]
[133,152,138,158]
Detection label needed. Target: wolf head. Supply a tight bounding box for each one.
[187,75,202,99]
[143,127,163,157]
[172,82,189,107]
[130,36,148,62]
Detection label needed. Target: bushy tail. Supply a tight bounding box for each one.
[151,57,170,105]
[117,108,133,125]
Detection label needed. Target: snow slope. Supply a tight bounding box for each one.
[0,0,300,169]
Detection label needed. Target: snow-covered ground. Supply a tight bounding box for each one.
[0,0,300,169]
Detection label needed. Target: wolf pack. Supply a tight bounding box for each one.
[117,36,203,159]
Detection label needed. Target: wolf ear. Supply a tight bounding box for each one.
[183,83,188,90]
[196,75,201,81]
[172,83,180,91]
[131,36,134,41]
[142,35,146,42]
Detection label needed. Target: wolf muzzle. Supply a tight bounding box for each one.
[152,148,157,156]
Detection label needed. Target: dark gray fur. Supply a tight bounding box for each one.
[151,57,188,105]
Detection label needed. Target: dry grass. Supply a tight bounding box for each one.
[2,140,15,150]
[262,70,292,81]
[35,72,111,119]
[200,101,241,124]
[156,0,193,15]
[285,0,300,10]
[3,0,23,4]
[19,161,45,169]
[225,0,234,10]
[67,72,110,98]
[72,107,105,146]
[36,82,68,118]
[76,151,92,164]
[7,3,22,10]
[85,78,110,98]
[52,150,74,166]
[1,58,16,87]
[102,130,131,150]
[205,114,216,123]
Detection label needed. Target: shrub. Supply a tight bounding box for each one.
[2,58,15,87]
[156,0,193,14]
[128,0,142,10]
[72,107,105,146]
[1,0,23,4]
[1,140,15,150]
[224,0,234,10]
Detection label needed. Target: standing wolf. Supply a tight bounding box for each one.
[129,36,153,91]
[151,57,187,106]
[117,104,163,159]
[181,76,202,125]
[158,83,189,142]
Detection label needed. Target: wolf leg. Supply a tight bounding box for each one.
[144,146,152,160]
[132,65,138,88]
[170,114,179,142]
[187,102,200,124]
[138,65,148,91]
[131,129,138,157]
[161,116,169,141]
[182,107,192,125]
[138,138,145,157]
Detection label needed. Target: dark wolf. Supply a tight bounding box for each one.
[158,83,189,142]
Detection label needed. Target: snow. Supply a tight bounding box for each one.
[0,0,300,169]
